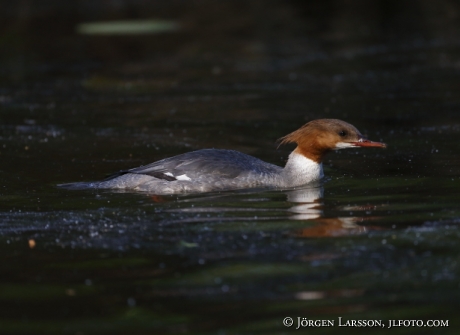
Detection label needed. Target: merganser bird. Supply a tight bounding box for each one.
[60,119,386,194]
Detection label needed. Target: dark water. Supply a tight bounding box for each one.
[1,1,460,334]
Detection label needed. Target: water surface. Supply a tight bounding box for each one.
[1,1,460,334]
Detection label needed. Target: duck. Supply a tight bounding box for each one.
[59,119,386,194]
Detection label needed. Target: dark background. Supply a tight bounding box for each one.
[1,1,460,335]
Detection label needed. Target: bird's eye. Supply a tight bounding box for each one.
[339,130,347,137]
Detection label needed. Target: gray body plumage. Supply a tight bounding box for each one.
[60,149,300,194]
[59,119,386,195]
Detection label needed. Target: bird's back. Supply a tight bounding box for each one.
[60,149,283,194]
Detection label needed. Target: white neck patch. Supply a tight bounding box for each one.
[282,152,323,187]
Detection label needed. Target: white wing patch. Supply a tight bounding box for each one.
[161,172,191,181]
[176,174,191,181]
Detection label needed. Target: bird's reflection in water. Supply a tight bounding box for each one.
[285,185,382,307]
[285,184,381,237]
[286,186,324,220]
[147,182,382,235]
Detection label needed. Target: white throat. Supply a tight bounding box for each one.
[334,142,355,149]
[282,152,323,187]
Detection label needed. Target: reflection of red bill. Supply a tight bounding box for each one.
[291,217,383,238]
[150,195,166,202]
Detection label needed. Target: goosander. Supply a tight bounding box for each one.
[60,119,386,194]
